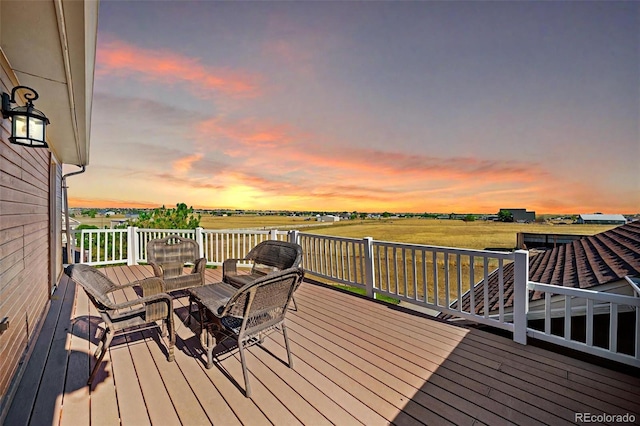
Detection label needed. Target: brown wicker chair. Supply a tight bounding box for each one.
[147,234,206,293]
[223,240,303,309]
[203,267,304,397]
[64,264,175,386]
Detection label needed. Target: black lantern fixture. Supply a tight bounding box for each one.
[1,85,50,148]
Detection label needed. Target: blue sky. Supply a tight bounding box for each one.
[68,1,640,213]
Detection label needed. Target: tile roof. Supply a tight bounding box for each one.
[442,221,640,318]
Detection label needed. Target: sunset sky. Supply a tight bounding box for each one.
[67,1,640,214]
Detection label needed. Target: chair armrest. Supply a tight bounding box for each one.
[112,277,166,296]
[193,258,207,273]
[148,261,163,278]
[112,292,172,311]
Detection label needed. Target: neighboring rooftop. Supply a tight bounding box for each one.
[577,214,628,224]
[444,221,640,316]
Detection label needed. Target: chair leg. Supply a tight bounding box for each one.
[289,295,298,311]
[88,328,114,386]
[94,328,108,358]
[238,341,251,397]
[282,324,294,369]
[166,317,175,362]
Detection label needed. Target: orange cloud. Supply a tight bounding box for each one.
[97,38,260,97]
[196,118,295,150]
[172,153,204,173]
[68,197,161,209]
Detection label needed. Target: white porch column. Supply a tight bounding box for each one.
[513,249,529,344]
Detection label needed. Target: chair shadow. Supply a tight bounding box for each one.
[70,314,175,388]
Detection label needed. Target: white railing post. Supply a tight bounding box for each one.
[195,227,205,258]
[513,249,529,344]
[70,230,76,264]
[270,229,278,240]
[127,226,138,265]
[363,237,375,299]
[289,230,300,245]
[79,230,85,263]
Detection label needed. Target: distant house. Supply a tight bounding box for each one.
[442,222,640,353]
[317,215,340,222]
[500,208,535,223]
[110,219,129,229]
[577,214,627,225]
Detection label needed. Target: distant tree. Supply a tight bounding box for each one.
[382,212,391,218]
[462,214,477,222]
[132,203,201,229]
[359,212,367,220]
[82,209,97,218]
[498,210,513,222]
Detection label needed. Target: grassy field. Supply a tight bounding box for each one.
[75,214,615,250]
[291,218,614,250]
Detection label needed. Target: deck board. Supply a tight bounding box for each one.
[6,265,640,426]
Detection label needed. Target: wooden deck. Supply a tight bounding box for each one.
[6,265,640,426]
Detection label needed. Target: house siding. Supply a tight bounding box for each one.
[0,58,54,419]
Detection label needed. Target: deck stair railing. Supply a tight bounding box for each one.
[69,226,639,367]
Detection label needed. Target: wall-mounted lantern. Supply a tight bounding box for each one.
[1,85,50,148]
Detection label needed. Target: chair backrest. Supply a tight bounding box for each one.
[222,267,304,337]
[245,240,303,273]
[65,264,118,311]
[147,235,200,277]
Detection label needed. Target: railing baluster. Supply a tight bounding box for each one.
[586,299,594,346]
[564,295,572,341]
[422,250,427,304]
[432,251,438,307]
[469,255,475,314]
[610,303,618,352]
[483,257,489,318]
[456,254,462,311]
[444,253,450,309]
[545,292,551,335]
[498,258,504,323]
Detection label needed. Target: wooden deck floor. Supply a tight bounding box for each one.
[6,265,640,426]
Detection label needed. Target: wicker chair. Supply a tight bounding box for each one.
[223,240,303,309]
[206,267,304,397]
[64,264,175,386]
[147,234,206,293]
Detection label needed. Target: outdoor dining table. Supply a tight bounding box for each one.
[188,282,238,368]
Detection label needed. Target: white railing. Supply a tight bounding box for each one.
[298,233,368,289]
[70,226,638,366]
[202,229,289,265]
[71,227,290,267]
[135,228,196,264]
[73,228,129,265]
[297,233,527,339]
[526,282,640,367]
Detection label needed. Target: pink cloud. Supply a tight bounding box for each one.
[96,38,260,97]
[173,153,203,173]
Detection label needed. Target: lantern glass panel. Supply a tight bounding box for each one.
[13,115,27,138]
[29,117,44,141]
